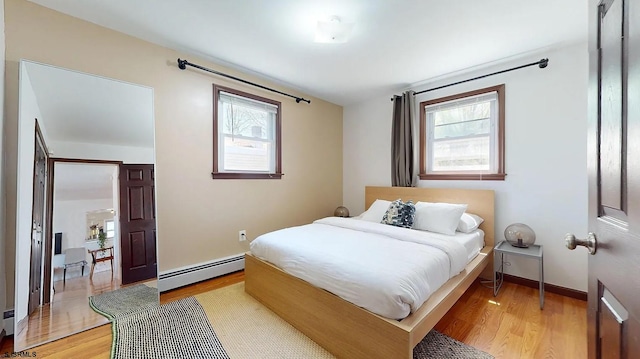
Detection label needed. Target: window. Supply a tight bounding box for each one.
[104,219,115,239]
[419,84,505,180]
[213,84,282,179]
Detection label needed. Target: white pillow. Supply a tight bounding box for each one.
[360,199,392,222]
[457,213,484,233]
[413,202,467,235]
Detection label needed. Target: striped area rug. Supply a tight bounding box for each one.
[91,287,229,359]
[111,297,229,359]
[89,284,158,320]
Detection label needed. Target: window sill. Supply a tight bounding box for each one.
[211,172,283,179]
[419,173,506,181]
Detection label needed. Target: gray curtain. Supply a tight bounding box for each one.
[391,91,416,187]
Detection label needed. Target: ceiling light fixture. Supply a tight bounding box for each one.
[314,16,354,44]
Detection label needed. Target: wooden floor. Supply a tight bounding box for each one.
[434,280,587,358]
[13,264,156,351]
[0,271,586,358]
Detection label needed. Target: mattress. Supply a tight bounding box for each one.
[457,228,485,263]
[250,217,484,320]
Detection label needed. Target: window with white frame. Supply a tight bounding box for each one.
[213,84,282,179]
[419,84,505,180]
[104,219,115,239]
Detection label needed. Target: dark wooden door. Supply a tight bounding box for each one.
[587,0,640,357]
[28,123,47,314]
[119,164,157,285]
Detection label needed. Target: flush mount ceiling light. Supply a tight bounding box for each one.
[314,16,354,43]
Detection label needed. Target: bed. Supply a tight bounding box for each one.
[245,186,494,359]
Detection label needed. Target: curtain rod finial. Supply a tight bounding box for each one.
[178,58,188,70]
[539,58,549,69]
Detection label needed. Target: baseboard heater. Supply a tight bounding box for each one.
[158,254,245,292]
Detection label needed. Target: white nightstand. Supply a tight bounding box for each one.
[493,241,544,309]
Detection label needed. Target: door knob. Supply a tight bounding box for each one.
[565,233,597,255]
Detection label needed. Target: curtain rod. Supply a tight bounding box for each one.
[390,58,549,101]
[177,58,311,104]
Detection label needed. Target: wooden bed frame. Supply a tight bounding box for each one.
[245,186,494,359]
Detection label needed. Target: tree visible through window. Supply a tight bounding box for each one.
[213,84,282,179]
[420,84,505,180]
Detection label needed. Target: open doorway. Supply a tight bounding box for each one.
[49,160,122,300]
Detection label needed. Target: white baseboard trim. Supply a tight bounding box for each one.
[158,254,244,292]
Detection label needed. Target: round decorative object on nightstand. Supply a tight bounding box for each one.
[504,223,536,248]
[334,206,350,217]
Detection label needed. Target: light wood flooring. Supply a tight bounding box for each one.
[1,271,586,358]
[435,280,587,358]
[13,263,156,351]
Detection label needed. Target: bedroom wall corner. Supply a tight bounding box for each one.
[343,42,588,292]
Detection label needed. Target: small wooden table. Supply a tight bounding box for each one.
[88,246,114,280]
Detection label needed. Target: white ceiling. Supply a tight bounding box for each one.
[24,61,154,148]
[54,163,115,201]
[28,0,587,106]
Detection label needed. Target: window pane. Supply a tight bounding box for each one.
[105,220,115,239]
[213,85,282,178]
[221,103,274,140]
[220,91,278,114]
[432,101,491,139]
[223,135,273,172]
[420,85,504,179]
[434,118,490,139]
[217,92,277,173]
[432,136,490,172]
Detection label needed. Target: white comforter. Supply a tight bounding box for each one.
[249,217,468,319]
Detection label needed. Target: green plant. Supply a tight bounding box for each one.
[97,230,107,249]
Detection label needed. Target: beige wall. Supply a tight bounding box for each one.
[3,0,343,308]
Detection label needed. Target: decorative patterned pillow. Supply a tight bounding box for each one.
[381,199,416,228]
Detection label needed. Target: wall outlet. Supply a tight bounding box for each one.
[239,230,247,242]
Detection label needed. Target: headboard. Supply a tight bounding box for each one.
[364,186,495,249]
